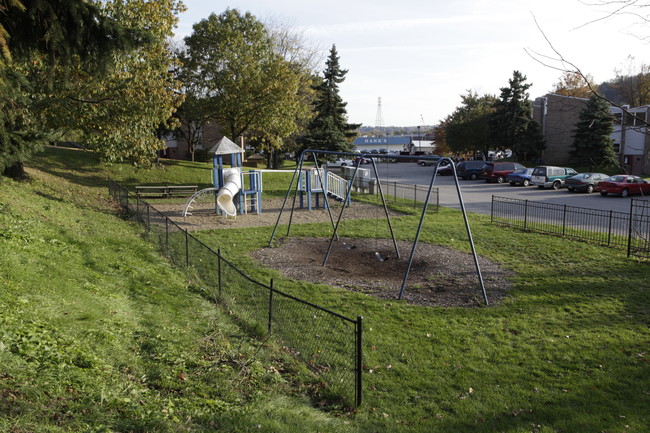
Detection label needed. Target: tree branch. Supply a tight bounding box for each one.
[526,12,650,128]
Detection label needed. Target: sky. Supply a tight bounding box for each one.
[174,0,650,127]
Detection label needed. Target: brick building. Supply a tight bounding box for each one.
[533,93,650,175]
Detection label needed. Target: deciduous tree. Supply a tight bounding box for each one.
[24,0,186,166]
[612,56,650,107]
[552,71,595,98]
[445,90,496,158]
[0,0,144,177]
[181,9,313,166]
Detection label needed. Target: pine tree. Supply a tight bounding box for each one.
[569,94,618,169]
[489,70,544,160]
[299,45,359,154]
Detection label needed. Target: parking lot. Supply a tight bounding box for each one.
[369,161,649,215]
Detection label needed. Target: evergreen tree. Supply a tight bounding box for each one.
[489,70,545,160]
[569,94,618,169]
[299,45,359,154]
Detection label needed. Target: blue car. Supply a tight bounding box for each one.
[507,168,534,186]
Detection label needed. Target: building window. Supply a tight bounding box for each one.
[624,111,646,127]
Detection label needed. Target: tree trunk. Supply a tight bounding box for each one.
[272,150,280,169]
[3,162,26,179]
[266,151,272,169]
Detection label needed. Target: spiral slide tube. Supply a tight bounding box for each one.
[216,167,241,216]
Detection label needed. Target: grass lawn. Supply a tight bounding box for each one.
[0,146,648,432]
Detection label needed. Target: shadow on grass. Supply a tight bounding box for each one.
[30,147,111,189]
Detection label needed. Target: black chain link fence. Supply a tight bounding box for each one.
[491,195,650,258]
[108,179,363,406]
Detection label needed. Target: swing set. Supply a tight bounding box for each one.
[268,149,489,305]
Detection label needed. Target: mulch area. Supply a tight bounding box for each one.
[251,237,511,308]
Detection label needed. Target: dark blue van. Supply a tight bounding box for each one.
[456,160,486,180]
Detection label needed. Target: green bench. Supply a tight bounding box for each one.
[135,185,198,199]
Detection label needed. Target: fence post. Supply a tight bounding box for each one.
[356,315,363,407]
[627,199,634,257]
[413,184,417,208]
[165,217,169,254]
[435,187,439,212]
[607,210,613,247]
[185,229,189,267]
[218,249,222,297]
[523,199,529,231]
[490,196,495,223]
[562,204,567,236]
[268,279,274,334]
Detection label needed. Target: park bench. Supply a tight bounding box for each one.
[166,185,199,197]
[135,185,198,199]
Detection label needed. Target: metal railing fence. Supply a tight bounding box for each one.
[629,198,650,259]
[491,196,650,258]
[108,178,363,406]
[378,180,439,210]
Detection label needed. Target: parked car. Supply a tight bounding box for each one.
[417,156,442,166]
[506,168,534,186]
[564,172,609,193]
[354,156,371,165]
[456,160,486,180]
[481,162,526,183]
[596,175,650,197]
[531,166,578,190]
[437,161,455,176]
[326,158,354,168]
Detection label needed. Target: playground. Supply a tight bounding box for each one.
[148,196,512,308]
[144,146,512,307]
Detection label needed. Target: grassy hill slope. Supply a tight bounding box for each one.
[0,148,353,433]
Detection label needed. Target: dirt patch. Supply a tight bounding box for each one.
[150,197,394,231]
[151,197,512,307]
[251,237,512,308]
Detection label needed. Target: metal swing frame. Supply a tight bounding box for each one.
[267,149,489,306]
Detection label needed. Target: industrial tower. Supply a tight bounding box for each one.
[375,96,384,128]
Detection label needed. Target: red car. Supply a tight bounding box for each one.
[481,162,526,183]
[596,175,650,197]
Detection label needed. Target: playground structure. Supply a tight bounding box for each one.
[182,137,262,218]
[268,149,490,305]
[297,167,351,210]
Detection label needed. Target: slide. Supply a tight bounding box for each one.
[216,167,241,216]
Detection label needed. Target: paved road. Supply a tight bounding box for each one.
[370,162,649,215]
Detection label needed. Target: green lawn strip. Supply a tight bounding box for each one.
[195,206,649,432]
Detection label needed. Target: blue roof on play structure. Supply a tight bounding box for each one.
[353,136,411,146]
